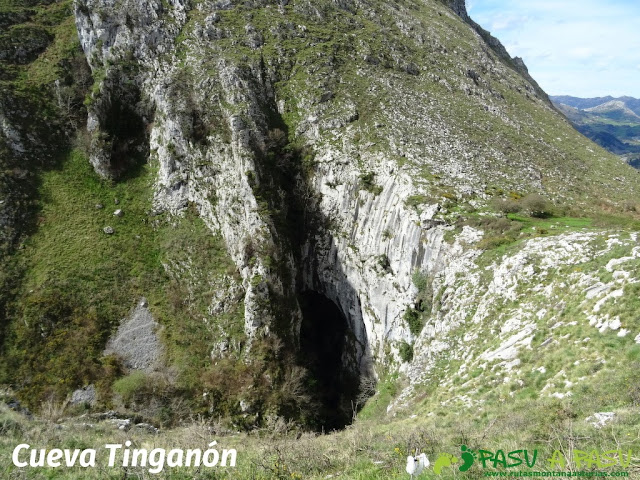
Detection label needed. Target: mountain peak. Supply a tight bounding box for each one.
[446,0,469,19]
[585,100,640,120]
[551,95,640,163]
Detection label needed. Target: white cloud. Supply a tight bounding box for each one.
[567,47,595,60]
[487,13,529,32]
[468,0,640,97]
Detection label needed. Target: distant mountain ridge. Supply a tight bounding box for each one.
[551,95,640,168]
[585,100,640,121]
[552,95,640,115]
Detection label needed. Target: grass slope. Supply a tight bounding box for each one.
[0,150,245,420]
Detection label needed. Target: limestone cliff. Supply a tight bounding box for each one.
[71,0,640,423]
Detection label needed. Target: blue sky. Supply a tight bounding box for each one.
[467,0,640,98]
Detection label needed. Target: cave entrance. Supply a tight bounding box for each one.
[99,77,151,180]
[299,291,361,431]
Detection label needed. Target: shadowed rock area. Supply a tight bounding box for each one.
[299,291,361,431]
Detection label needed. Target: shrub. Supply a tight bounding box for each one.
[0,412,24,436]
[6,287,109,409]
[466,216,517,236]
[442,192,457,201]
[266,128,287,150]
[478,235,516,250]
[359,172,383,195]
[399,342,414,363]
[412,270,429,293]
[622,200,638,213]
[508,191,523,200]
[465,215,523,250]
[412,270,434,315]
[405,271,434,335]
[492,197,521,214]
[404,307,424,336]
[521,194,553,218]
[113,371,148,405]
[377,254,392,273]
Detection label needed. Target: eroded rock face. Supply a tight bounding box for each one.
[75,0,485,361]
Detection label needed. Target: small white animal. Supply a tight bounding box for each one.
[406,452,430,478]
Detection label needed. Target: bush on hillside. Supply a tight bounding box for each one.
[522,194,553,218]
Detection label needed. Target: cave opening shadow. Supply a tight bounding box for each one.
[298,291,361,432]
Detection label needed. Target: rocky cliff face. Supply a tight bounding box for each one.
[70,0,640,422]
[445,0,550,104]
[1,0,639,428]
[446,0,469,20]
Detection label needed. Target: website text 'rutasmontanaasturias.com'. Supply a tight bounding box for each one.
[483,472,629,477]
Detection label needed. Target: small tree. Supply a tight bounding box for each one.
[491,197,521,214]
[521,194,552,218]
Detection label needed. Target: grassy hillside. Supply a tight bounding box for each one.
[174,0,640,210]
[1,385,639,479]
[0,148,247,420]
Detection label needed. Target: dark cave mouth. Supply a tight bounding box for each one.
[298,291,364,431]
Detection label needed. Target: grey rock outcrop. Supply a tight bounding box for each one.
[72,0,518,368]
[446,0,469,20]
[70,385,97,406]
[389,231,640,413]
